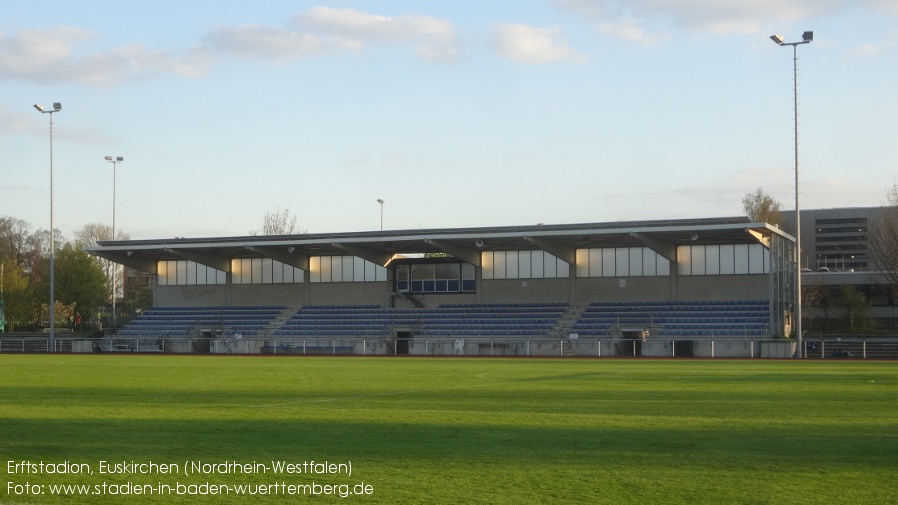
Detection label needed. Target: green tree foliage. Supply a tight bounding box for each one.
[0,259,36,331]
[74,223,130,305]
[123,280,154,319]
[52,244,108,329]
[742,187,786,230]
[834,285,871,332]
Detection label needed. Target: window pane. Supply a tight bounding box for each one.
[375,265,387,282]
[616,248,629,276]
[531,251,544,278]
[186,262,197,285]
[589,249,602,278]
[602,249,615,277]
[177,261,188,286]
[544,252,557,278]
[320,256,332,282]
[720,244,735,274]
[692,246,706,275]
[310,256,321,282]
[157,261,168,286]
[629,248,643,277]
[677,246,691,275]
[342,256,354,282]
[643,250,656,276]
[576,249,589,277]
[354,257,365,282]
[706,245,720,275]
[519,250,532,278]
[435,263,459,282]
[657,257,670,276]
[734,245,749,274]
[494,252,506,279]
[481,252,494,280]
[331,256,343,283]
[260,259,272,284]
[749,244,764,274]
[506,251,519,279]
[273,261,284,283]
[557,259,569,278]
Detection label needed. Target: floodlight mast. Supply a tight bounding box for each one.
[105,155,125,330]
[377,199,384,231]
[34,102,61,351]
[770,32,813,356]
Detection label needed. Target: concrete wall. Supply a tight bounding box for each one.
[575,276,673,303]
[156,285,229,307]
[676,275,768,301]
[230,284,305,307]
[480,278,571,304]
[307,282,390,306]
[153,271,770,309]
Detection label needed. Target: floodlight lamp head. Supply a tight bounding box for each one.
[53,103,62,111]
[116,156,123,162]
[770,34,784,45]
[105,156,113,161]
[377,199,384,204]
[34,104,44,112]
[802,31,813,42]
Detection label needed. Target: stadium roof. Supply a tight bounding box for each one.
[86,216,791,274]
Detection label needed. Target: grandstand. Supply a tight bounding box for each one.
[87,216,795,356]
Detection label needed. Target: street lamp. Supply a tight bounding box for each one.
[34,102,62,351]
[770,31,813,356]
[104,155,124,330]
[377,199,384,231]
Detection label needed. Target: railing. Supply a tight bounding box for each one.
[2,335,897,358]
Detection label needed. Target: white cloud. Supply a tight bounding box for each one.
[598,19,669,45]
[0,27,206,85]
[849,43,882,57]
[553,0,842,36]
[491,24,583,64]
[202,7,460,63]
[201,25,324,61]
[0,7,460,86]
[291,7,460,61]
[860,0,898,17]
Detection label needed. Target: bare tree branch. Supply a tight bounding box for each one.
[868,184,898,292]
[250,207,304,236]
[742,187,786,230]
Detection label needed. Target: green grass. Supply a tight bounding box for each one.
[1,355,897,504]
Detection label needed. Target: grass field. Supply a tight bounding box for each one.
[1,355,897,504]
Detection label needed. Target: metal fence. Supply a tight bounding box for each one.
[2,335,897,359]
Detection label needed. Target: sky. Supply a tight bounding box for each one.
[2,1,897,241]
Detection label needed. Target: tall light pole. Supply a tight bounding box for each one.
[377,199,384,231]
[104,155,124,330]
[34,102,62,351]
[770,31,813,357]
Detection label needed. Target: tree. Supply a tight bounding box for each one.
[250,207,304,236]
[868,183,898,293]
[742,187,785,229]
[0,216,32,268]
[833,285,871,332]
[53,243,108,330]
[74,223,130,305]
[0,259,34,331]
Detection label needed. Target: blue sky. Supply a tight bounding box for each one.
[2,1,897,240]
